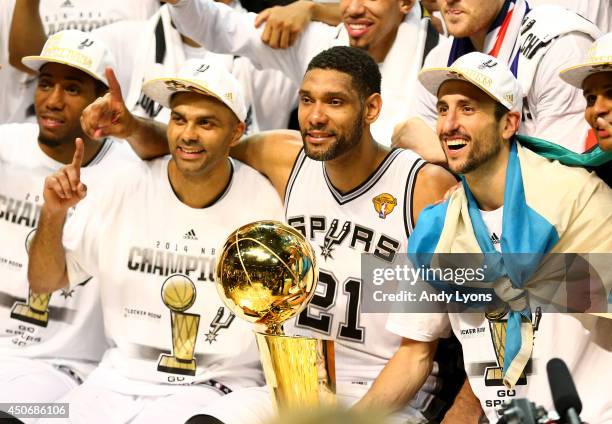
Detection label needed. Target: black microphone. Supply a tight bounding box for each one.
[547,358,582,424]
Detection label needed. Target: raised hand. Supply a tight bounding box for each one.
[43,138,88,213]
[255,1,314,49]
[81,67,136,140]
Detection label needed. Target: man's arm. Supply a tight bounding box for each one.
[412,163,457,222]
[254,1,341,49]
[230,130,302,198]
[28,139,87,294]
[441,378,484,424]
[353,338,438,412]
[80,68,169,160]
[393,118,447,166]
[8,0,45,73]
[163,0,332,82]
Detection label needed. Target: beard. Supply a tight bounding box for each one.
[441,128,503,175]
[37,123,84,149]
[301,108,364,162]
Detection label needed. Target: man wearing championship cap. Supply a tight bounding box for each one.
[520,33,612,187]
[28,59,282,424]
[394,0,601,163]
[386,52,612,423]
[0,29,139,409]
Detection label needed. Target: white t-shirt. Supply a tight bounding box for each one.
[529,0,610,32]
[168,0,434,144]
[0,0,159,124]
[63,157,283,395]
[480,207,503,252]
[94,5,298,133]
[0,123,137,377]
[388,202,612,423]
[411,30,594,153]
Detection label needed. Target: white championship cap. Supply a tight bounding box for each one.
[418,51,523,112]
[559,33,612,89]
[22,29,115,86]
[142,59,247,122]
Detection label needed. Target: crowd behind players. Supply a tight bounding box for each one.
[0,0,611,423]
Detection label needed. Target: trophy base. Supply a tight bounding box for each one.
[10,303,49,327]
[484,367,527,386]
[157,355,197,376]
[255,332,336,411]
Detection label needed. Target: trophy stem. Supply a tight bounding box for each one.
[255,331,336,411]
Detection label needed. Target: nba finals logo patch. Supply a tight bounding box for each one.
[372,193,397,219]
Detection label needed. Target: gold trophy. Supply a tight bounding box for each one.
[157,274,201,376]
[216,220,336,411]
[11,291,51,327]
[484,306,542,386]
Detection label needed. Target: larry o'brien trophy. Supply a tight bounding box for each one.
[157,275,200,376]
[215,220,336,411]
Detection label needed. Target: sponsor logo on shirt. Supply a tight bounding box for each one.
[184,229,198,241]
[490,232,501,245]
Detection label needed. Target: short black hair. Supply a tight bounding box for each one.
[494,102,510,121]
[306,46,381,99]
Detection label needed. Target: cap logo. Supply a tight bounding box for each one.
[164,80,213,97]
[224,92,233,101]
[504,93,514,104]
[195,64,210,73]
[478,59,498,70]
[78,39,94,50]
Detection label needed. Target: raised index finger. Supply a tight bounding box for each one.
[105,67,124,104]
[72,138,85,171]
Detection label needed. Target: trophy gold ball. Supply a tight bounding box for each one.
[215,220,318,334]
[161,275,197,312]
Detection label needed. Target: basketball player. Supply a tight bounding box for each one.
[510,33,612,186]
[182,46,478,423]
[393,0,601,162]
[0,30,138,409]
[160,0,441,144]
[387,52,612,423]
[3,0,159,124]
[28,59,283,424]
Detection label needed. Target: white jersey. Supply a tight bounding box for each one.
[284,148,453,419]
[2,0,159,124]
[168,0,436,144]
[63,157,283,395]
[94,5,298,133]
[410,10,597,153]
[0,123,137,377]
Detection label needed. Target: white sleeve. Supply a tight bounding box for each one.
[406,40,451,128]
[242,59,299,131]
[526,32,593,152]
[93,21,143,100]
[168,0,334,82]
[62,195,101,287]
[386,312,452,342]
